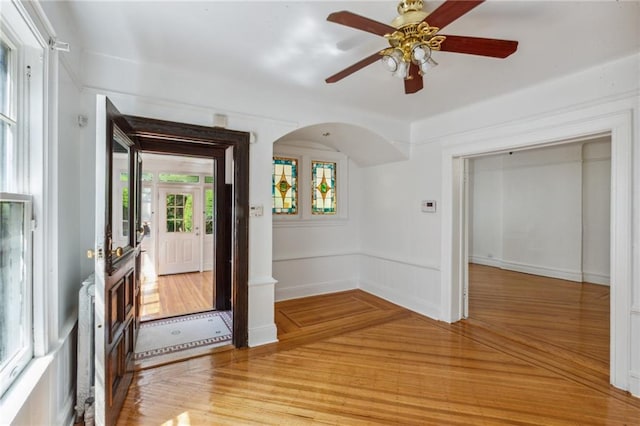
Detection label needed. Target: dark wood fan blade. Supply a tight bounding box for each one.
[327,11,397,37]
[424,0,484,30]
[325,51,382,84]
[439,35,518,58]
[404,63,423,94]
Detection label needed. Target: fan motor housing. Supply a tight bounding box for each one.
[392,0,429,28]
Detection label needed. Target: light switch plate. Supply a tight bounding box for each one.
[250,204,264,217]
[421,200,436,213]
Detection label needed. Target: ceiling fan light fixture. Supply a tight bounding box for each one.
[411,43,431,62]
[393,59,409,79]
[418,56,438,75]
[381,48,406,76]
[325,0,519,94]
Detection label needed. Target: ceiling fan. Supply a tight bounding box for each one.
[325,0,518,94]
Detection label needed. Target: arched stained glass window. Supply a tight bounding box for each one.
[273,157,297,214]
[311,161,336,215]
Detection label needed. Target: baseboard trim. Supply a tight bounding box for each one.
[630,370,640,398]
[358,279,440,320]
[582,272,610,286]
[275,279,357,302]
[470,256,584,282]
[248,323,278,348]
[469,256,502,269]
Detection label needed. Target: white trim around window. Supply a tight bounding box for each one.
[0,0,51,406]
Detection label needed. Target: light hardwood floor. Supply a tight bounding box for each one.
[118,273,640,425]
[468,263,609,375]
[140,271,214,322]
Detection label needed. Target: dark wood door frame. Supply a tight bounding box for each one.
[124,115,249,348]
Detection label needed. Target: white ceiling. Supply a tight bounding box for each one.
[61,1,640,123]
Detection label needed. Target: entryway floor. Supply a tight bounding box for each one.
[140,271,214,321]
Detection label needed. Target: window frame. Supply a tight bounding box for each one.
[0,0,49,402]
[272,146,348,224]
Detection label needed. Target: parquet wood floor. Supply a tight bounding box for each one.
[118,281,640,425]
[140,271,214,322]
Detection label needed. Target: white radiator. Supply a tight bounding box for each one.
[75,273,95,425]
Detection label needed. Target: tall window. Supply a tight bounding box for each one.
[205,188,214,234]
[311,161,337,215]
[0,26,37,397]
[272,157,297,214]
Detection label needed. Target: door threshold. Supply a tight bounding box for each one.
[132,342,235,371]
[140,308,216,324]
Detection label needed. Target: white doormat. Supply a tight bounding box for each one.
[134,311,232,360]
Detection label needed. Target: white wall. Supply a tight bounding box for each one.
[468,156,503,268]
[502,145,583,279]
[469,140,610,284]
[58,62,89,322]
[358,141,443,318]
[582,140,612,285]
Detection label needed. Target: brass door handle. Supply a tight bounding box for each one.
[112,246,124,257]
[87,248,104,259]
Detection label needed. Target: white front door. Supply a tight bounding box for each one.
[157,186,201,275]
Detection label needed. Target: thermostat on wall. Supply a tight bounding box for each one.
[421,200,436,213]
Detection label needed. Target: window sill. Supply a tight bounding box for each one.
[0,316,77,424]
[0,354,55,423]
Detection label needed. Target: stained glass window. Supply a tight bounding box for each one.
[272,157,297,214]
[311,161,336,215]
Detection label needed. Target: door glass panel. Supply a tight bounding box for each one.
[165,193,193,233]
[122,187,129,237]
[112,126,131,247]
[205,188,213,234]
[158,173,199,183]
[141,186,152,238]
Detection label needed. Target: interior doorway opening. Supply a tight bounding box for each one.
[136,153,217,322]
[464,139,611,363]
[442,105,635,394]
